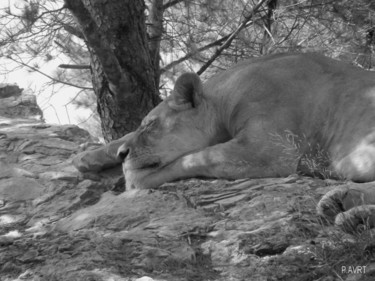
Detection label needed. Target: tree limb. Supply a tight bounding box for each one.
[58,64,91,69]
[161,34,231,73]
[163,0,184,10]
[197,0,270,75]
[62,23,85,39]
[8,56,93,90]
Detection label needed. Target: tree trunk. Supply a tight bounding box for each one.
[148,0,164,90]
[64,0,161,142]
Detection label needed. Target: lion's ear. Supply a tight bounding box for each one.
[169,73,203,110]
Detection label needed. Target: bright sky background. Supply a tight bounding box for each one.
[0,57,93,125]
[0,0,94,127]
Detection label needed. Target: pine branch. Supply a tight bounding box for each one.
[58,64,91,69]
[163,0,185,10]
[161,34,231,73]
[197,0,270,75]
[62,23,85,39]
[8,56,93,91]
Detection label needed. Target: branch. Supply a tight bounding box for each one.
[62,23,85,39]
[64,89,86,106]
[197,0,270,75]
[161,34,231,73]
[163,0,184,10]
[58,64,91,69]
[275,17,299,46]
[7,56,93,90]
[6,4,65,21]
[34,6,66,22]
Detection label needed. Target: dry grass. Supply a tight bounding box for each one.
[270,130,341,180]
[289,195,374,280]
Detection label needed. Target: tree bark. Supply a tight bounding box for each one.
[261,0,277,54]
[64,0,161,142]
[148,0,163,89]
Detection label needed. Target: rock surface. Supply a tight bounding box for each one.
[0,84,374,281]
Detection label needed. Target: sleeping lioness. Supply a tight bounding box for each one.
[73,53,375,231]
[75,53,375,189]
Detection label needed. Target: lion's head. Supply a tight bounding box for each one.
[117,73,219,189]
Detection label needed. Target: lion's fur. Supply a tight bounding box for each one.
[117,53,375,189]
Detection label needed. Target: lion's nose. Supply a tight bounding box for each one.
[117,144,130,162]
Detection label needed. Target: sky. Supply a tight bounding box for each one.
[0,57,93,125]
[0,0,94,127]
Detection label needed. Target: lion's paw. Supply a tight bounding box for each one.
[317,184,375,233]
[334,205,375,234]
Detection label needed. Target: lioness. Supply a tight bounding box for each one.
[74,53,375,190]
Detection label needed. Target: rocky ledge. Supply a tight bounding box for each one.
[0,84,374,281]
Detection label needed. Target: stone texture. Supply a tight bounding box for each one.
[0,83,374,281]
[0,84,43,119]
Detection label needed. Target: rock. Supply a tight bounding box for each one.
[0,236,15,246]
[0,177,44,201]
[135,277,155,281]
[0,84,42,120]
[0,84,22,98]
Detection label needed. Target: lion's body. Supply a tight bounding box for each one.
[202,53,375,182]
[74,53,375,189]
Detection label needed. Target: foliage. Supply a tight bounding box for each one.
[0,0,91,89]
[162,0,375,75]
[270,130,340,180]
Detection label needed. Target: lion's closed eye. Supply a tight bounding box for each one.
[140,115,155,126]
[140,117,160,133]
